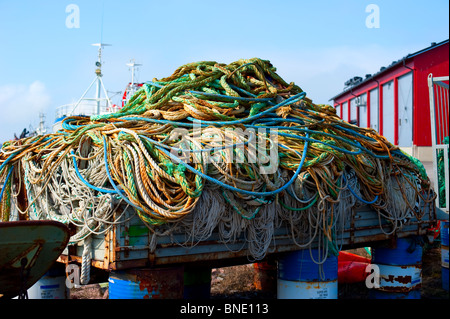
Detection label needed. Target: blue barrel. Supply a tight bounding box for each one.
[277,249,338,299]
[441,221,449,291]
[369,289,421,299]
[441,221,449,246]
[109,267,184,299]
[371,237,422,299]
[442,266,449,291]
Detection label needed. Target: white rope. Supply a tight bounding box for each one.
[80,235,92,285]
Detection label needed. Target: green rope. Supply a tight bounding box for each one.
[279,193,318,211]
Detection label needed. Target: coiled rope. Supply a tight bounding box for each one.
[0,58,436,266]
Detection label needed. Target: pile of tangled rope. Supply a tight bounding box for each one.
[1,58,436,271]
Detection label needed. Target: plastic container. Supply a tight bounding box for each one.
[27,266,68,299]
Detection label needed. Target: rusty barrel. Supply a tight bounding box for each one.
[253,261,277,292]
[108,266,184,299]
[370,237,422,299]
[441,221,449,291]
[277,249,338,299]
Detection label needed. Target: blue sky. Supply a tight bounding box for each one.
[0,0,448,143]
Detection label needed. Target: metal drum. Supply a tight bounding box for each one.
[108,267,184,299]
[369,289,421,299]
[277,249,338,299]
[253,261,277,292]
[370,237,422,299]
[442,221,449,246]
[27,265,68,299]
[442,266,449,292]
[441,221,449,291]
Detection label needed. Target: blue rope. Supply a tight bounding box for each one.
[275,131,363,156]
[118,116,203,128]
[342,173,378,204]
[0,151,20,173]
[185,92,307,126]
[138,130,255,154]
[62,117,87,131]
[70,150,121,194]
[117,92,306,128]
[245,121,393,159]
[101,136,150,214]
[187,90,275,102]
[145,80,276,103]
[156,133,310,197]
[0,166,14,204]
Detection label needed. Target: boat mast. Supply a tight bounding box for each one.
[92,43,111,115]
[67,43,112,117]
[126,59,142,87]
[36,112,47,135]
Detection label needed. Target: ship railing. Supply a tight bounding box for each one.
[55,102,121,123]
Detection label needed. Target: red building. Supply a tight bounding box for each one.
[330,39,449,161]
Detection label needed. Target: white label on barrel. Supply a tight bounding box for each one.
[27,276,67,299]
[377,264,421,291]
[277,279,338,299]
[40,284,62,299]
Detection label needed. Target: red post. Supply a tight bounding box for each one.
[366,90,371,128]
[394,77,399,145]
[347,98,351,123]
[356,98,360,126]
[379,84,384,135]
